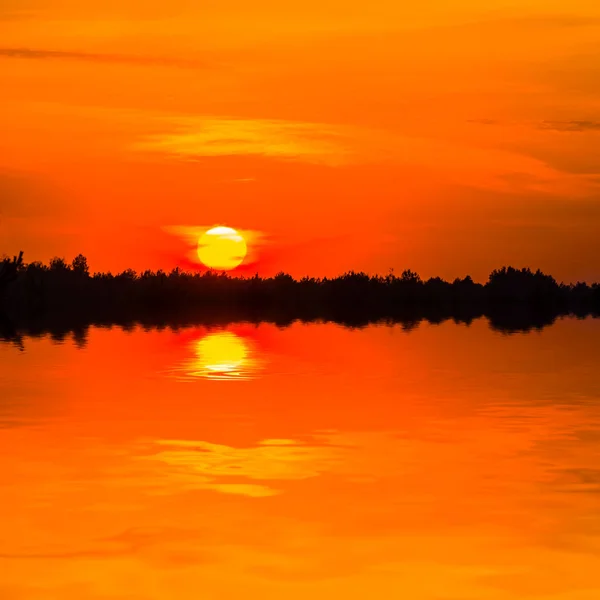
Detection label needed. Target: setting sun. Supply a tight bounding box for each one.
[197,226,247,270]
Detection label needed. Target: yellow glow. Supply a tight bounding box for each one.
[150,437,342,496]
[137,117,351,166]
[188,331,251,380]
[197,226,247,270]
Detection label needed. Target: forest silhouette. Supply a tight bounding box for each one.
[1,252,599,345]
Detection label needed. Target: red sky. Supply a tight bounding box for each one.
[1,1,600,281]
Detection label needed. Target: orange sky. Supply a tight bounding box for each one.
[1,1,600,281]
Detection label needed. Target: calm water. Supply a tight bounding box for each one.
[1,318,600,599]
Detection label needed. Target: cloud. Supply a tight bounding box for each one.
[539,120,600,132]
[469,119,600,133]
[163,225,266,246]
[433,13,600,39]
[0,47,209,69]
[134,116,600,197]
[136,117,352,166]
[466,119,499,126]
[496,15,600,29]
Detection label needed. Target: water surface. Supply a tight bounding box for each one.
[1,318,600,599]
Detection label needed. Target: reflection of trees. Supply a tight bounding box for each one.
[0,254,599,343]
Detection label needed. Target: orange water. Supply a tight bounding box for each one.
[1,318,600,599]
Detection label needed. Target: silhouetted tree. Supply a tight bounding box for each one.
[401,269,421,283]
[71,254,90,277]
[0,252,24,290]
[0,253,598,341]
[50,257,69,272]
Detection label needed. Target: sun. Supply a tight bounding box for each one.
[197,226,247,270]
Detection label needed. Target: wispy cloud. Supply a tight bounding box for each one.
[539,120,600,132]
[134,116,600,197]
[0,47,210,69]
[163,225,265,246]
[493,15,600,29]
[135,117,353,166]
[466,119,499,126]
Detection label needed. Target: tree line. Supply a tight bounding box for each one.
[0,253,598,341]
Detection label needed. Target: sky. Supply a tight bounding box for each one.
[1,1,600,281]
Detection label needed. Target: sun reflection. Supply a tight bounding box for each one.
[181,331,260,380]
[148,437,343,497]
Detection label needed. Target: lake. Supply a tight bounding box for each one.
[1,318,600,599]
